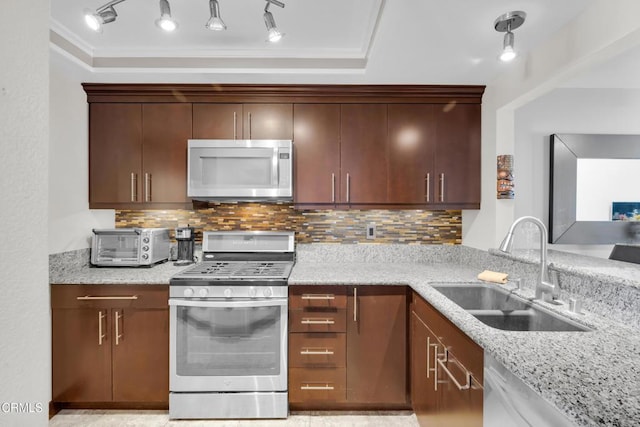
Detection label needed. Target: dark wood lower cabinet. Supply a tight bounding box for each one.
[51,285,169,406]
[289,285,409,410]
[411,291,483,427]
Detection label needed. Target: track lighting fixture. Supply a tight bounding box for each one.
[156,0,178,32]
[494,11,526,62]
[83,0,126,33]
[83,0,287,41]
[205,0,226,31]
[264,0,285,43]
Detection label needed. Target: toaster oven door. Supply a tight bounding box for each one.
[91,229,141,265]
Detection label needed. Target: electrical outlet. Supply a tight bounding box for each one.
[366,223,376,240]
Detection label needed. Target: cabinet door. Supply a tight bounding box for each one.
[388,104,436,204]
[142,103,192,203]
[192,103,243,139]
[340,104,388,203]
[346,286,407,406]
[411,310,439,426]
[243,104,293,140]
[52,308,112,402]
[111,308,169,403]
[435,352,483,427]
[433,104,481,206]
[293,104,341,204]
[89,103,142,205]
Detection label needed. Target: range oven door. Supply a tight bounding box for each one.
[169,297,288,392]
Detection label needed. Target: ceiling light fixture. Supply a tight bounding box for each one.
[205,0,226,31]
[264,0,285,43]
[494,11,526,62]
[155,0,178,32]
[83,0,126,32]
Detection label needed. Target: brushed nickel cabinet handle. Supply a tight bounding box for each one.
[114,311,122,346]
[144,173,151,202]
[300,348,334,355]
[248,112,252,139]
[425,173,430,202]
[98,311,106,346]
[331,173,335,203]
[346,173,351,203]
[233,111,237,140]
[130,173,137,202]
[301,318,335,325]
[301,384,335,391]
[437,357,471,391]
[301,294,335,300]
[439,173,445,202]
[77,295,139,301]
[353,287,357,322]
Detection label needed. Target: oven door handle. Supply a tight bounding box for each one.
[169,298,287,308]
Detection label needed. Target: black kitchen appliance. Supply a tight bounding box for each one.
[174,226,195,266]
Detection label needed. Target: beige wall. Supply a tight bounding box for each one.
[0,0,50,424]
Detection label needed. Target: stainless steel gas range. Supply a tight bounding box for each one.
[168,231,294,420]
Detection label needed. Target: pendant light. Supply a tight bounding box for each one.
[206,0,226,31]
[494,11,526,62]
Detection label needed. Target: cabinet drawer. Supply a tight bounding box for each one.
[289,309,346,333]
[289,333,346,368]
[412,291,483,383]
[289,368,346,403]
[51,285,169,309]
[289,286,347,309]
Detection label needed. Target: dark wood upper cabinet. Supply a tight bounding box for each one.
[142,103,192,204]
[346,286,408,407]
[243,104,293,140]
[433,103,481,207]
[192,103,243,139]
[293,104,341,204]
[340,104,388,204]
[89,103,142,205]
[387,104,436,204]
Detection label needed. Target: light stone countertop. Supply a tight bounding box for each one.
[49,245,640,426]
[289,262,640,427]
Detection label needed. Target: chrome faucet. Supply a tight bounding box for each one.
[499,216,558,301]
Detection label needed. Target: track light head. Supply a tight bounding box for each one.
[156,0,178,32]
[84,6,117,32]
[206,0,226,31]
[263,0,285,43]
[494,11,526,62]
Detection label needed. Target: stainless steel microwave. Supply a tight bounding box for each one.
[91,228,170,267]
[187,139,292,200]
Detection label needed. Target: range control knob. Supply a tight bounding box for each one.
[263,287,273,297]
[198,288,209,298]
[141,254,149,260]
[224,288,233,298]
[183,288,194,297]
[248,287,257,298]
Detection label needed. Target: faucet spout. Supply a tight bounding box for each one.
[499,216,556,301]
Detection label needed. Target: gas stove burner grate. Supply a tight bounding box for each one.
[179,261,292,279]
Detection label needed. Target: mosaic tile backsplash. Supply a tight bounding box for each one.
[115,203,461,244]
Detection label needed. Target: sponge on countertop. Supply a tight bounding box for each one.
[477,270,509,284]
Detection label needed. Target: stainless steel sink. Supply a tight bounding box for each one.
[431,283,590,332]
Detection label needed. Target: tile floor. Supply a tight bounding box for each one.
[49,410,420,426]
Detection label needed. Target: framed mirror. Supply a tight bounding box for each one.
[549,134,640,244]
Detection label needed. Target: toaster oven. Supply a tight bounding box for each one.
[91,228,170,267]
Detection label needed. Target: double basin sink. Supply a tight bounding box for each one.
[432,283,590,332]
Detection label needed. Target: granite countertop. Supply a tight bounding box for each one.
[50,260,191,285]
[289,262,640,427]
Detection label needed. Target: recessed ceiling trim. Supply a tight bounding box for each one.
[50,18,94,57]
[360,0,385,57]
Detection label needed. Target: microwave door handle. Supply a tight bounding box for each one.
[273,148,279,186]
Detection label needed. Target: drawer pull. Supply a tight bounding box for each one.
[77,295,139,301]
[436,351,471,391]
[301,384,335,391]
[301,318,335,325]
[301,294,335,300]
[98,311,106,346]
[300,348,334,355]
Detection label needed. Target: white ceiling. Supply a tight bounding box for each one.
[50,0,598,83]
